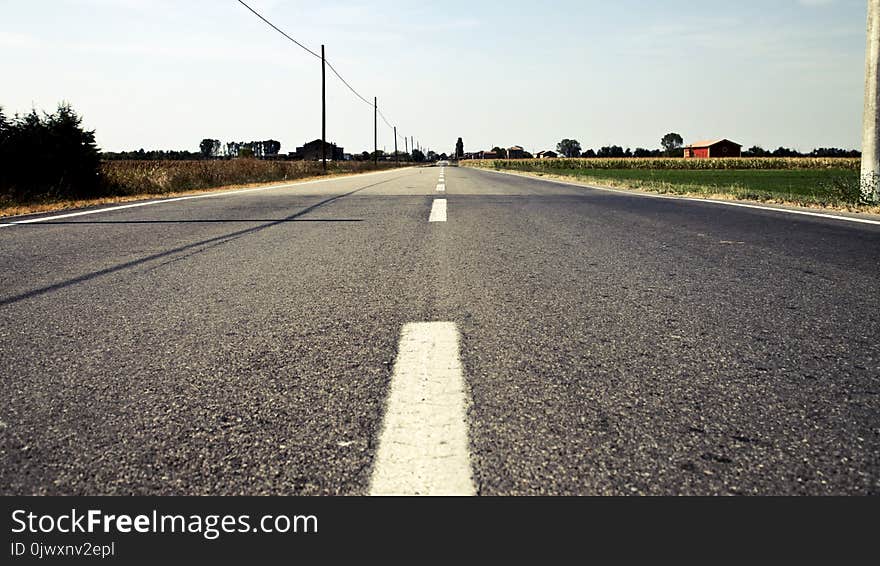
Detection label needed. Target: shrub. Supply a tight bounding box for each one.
[0,103,104,201]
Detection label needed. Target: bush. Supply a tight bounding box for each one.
[0,103,104,202]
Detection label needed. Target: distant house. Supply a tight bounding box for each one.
[536,150,558,159]
[294,139,345,161]
[683,139,742,159]
[507,145,525,159]
[481,150,500,159]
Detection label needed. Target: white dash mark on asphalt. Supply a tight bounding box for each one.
[436,184,446,192]
[370,322,475,496]
[429,199,447,222]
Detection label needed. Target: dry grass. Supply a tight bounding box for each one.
[101,159,398,195]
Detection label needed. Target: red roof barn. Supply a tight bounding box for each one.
[683,139,742,159]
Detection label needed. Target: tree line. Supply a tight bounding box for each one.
[554,134,860,159]
[198,139,282,159]
[101,140,283,161]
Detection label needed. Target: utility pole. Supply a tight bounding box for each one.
[862,0,880,203]
[405,136,408,159]
[321,45,327,172]
[394,126,399,165]
[374,97,378,164]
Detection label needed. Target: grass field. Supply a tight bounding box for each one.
[463,158,865,208]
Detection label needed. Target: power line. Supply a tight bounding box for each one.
[236,0,406,142]
[325,60,374,108]
[236,0,321,60]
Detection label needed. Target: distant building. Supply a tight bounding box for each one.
[536,150,558,159]
[507,145,525,159]
[481,150,500,159]
[683,139,742,159]
[294,139,344,161]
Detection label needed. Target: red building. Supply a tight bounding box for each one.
[683,139,742,158]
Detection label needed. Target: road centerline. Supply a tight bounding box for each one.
[429,199,447,222]
[369,322,475,496]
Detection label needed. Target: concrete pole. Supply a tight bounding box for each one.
[861,0,880,203]
[321,45,327,172]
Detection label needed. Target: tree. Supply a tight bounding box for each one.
[263,140,281,157]
[661,133,684,157]
[199,138,216,158]
[583,149,596,158]
[455,137,464,159]
[0,107,8,137]
[491,146,505,156]
[557,139,582,158]
[411,149,425,162]
[746,145,767,157]
[771,146,801,157]
[597,145,626,158]
[810,147,860,158]
[0,103,103,201]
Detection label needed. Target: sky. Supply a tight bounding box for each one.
[0,0,870,155]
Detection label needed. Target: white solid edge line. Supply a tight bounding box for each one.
[369,322,475,496]
[0,167,412,228]
[476,167,880,227]
[429,199,447,222]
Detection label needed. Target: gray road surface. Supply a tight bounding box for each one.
[1,166,878,495]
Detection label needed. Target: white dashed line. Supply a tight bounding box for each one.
[429,199,447,222]
[370,322,475,496]
[436,184,446,192]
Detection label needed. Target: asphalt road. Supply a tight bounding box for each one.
[1,166,878,495]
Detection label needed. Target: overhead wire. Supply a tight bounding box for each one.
[236,0,410,148]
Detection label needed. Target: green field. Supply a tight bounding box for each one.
[463,158,863,207]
